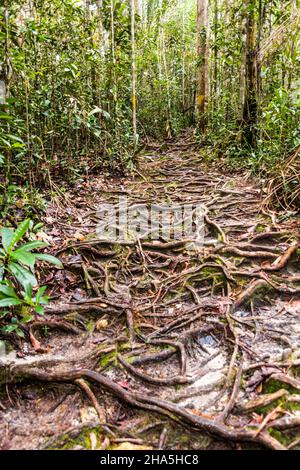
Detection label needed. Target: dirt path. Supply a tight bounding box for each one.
[1,136,300,450]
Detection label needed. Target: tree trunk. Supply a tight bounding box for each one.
[242,0,258,147]
[131,0,137,145]
[182,0,186,110]
[213,0,218,98]
[195,0,208,130]
[110,0,117,116]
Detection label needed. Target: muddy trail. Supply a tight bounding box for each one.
[1,135,300,451]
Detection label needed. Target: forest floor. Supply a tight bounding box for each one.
[1,132,300,450]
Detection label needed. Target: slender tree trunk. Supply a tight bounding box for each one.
[182,0,186,110]
[213,0,218,97]
[195,0,208,131]
[162,28,172,138]
[110,0,117,116]
[131,0,137,145]
[240,2,247,122]
[1,2,11,99]
[134,0,141,17]
[224,0,231,120]
[256,0,265,99]
[1,1,12,211]
[157,0,162,81]
[242,0,258,147]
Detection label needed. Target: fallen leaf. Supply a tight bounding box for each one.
[96,319,109,330]
[74,231,85,241]
[36,231,52,243]
[29,331,49,354]
[16,199,25,209]
[190,409,214,419]
[117,380,130,389]
[113,442,152,451]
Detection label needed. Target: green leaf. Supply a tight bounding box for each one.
[21,240,48,251]
[10,219,31,249]
[24,283,33,299]
[16,328,25,338]
[8,262,37,288]
[88,106,111,120]
[1,228,14,252]
[0,282,18,298]
[20,314,33,323]
[35,285,47,303]
[7,134,24,143]
[0,297,22,307]
[33,223,44,231]
[2,324,19,334]
[12,142,25,149]
[35,305,45,315]
[0,137,11,148]
[0,113,13,120]
[35,253,63,268]
[12,249,36,267]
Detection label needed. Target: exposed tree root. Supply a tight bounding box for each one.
[2,366,286,450]
[117,354,193,386]
[263,242,298,271]
[237,389,288,413]
[234,279,269,310]
[267,416,300,430]
[30,319,82,335]
[3,140,300,450]
[75,378,105,422]
[219,246,278,259]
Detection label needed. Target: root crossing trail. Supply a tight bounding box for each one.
[1,136,300,450]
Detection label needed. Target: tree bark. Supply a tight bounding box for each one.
[131,0,137,145]
[195,0,209,130]
[242,0,258,147]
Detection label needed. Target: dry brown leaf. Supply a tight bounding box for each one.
[113,442,152,451]
[36,231,52,243]
[16,199,25,209]
[74,231,85,241]
[190,409,214,419]
[96,319,109,330]
[29,331,49,354]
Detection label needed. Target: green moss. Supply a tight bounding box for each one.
[285,400,300,412]
[255,224,266,233]
[255,397,286,415]
[263,379,295,395]
[268,428,291,447]
[86,320,95,332]
[98,351,117,369]
[48,425,103,450]
[133,324,141,335]
[235,277,248,286]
